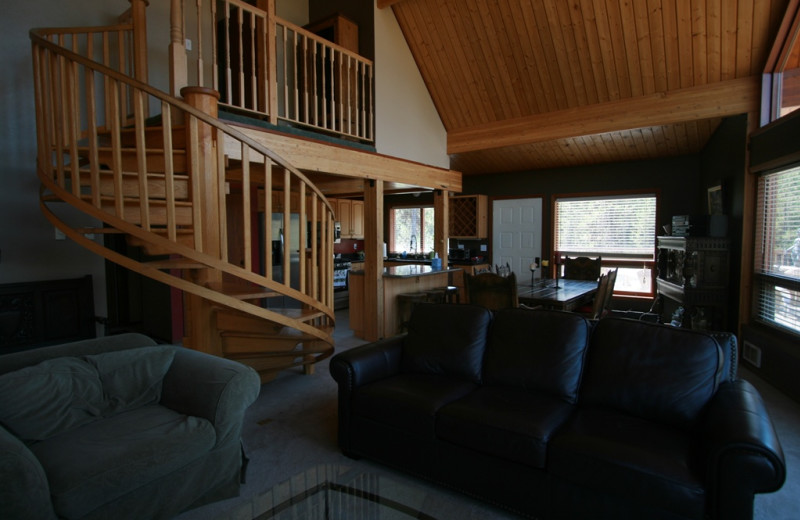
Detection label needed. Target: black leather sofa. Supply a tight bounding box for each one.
[329,304,786,520]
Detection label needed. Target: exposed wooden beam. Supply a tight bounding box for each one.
[377,0,405,9]
[225,123,462,192]
[447,76,762,154]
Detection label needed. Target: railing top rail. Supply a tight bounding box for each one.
[33,24,133,36]
[276,16,374,65]
[29,27,334,215]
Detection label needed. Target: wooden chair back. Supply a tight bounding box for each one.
[466,272,519,311]
[563,256,602,281]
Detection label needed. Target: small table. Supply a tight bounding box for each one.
[517,279,598,312]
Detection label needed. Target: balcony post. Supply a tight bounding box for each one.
[169,0,188,96]
[128,0,149,84]
[257,0,278,124]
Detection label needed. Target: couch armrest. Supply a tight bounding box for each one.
[703,380,786,520]
[329,335,405,390]
[0,425,57,520]
[329,335,404,455]
[160,348,261,448]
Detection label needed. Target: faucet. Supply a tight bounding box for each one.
[409,234,417,255]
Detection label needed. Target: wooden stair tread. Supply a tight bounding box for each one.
[206,281,282,300]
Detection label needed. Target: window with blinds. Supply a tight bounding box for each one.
[554,194,657,295]
[754,164,800,334]
[390,207,434,254]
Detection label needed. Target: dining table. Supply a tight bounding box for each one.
[517,278,599,312]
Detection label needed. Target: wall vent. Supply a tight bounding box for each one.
[742,341,763,368]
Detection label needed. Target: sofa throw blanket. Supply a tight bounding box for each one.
[0,347,175,443]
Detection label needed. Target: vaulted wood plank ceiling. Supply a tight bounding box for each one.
[385,0,791,175]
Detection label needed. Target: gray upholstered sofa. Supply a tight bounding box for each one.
[0,333,261,520]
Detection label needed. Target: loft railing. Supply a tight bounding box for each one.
[173,0,374,143]
[30,24,336,341]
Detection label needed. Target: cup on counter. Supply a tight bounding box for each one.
[431,257,442,270]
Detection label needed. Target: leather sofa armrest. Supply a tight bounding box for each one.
[703,380,786,520]
[329,335,405,456]
[329,335,405,390]
[0,425,57,520]
[161,348,261,448]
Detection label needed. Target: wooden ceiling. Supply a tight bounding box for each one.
[384,0,793,175]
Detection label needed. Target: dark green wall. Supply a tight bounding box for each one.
[463,154,704,263]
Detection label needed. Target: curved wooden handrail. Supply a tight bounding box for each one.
[30,23,337,368]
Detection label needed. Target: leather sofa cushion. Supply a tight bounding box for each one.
[484,309,591,404]
[437,386,575,469]
[402,304,492,384]
[581,318,722,428]
[30,404,215,520]
[353,373,477,437]
[548,407,706,519]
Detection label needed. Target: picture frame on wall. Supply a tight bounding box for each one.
[708,185,723,215]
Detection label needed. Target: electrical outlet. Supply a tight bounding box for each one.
[480,244,487,252]
[185,38,192,51]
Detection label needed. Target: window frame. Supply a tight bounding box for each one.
[552,190,659,298]
[752,163,800,336]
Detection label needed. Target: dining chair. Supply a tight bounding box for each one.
[465,272,518,311]
[581,267,618,319]
[563,256,602,281]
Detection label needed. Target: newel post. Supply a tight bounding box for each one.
[181,86,223,354]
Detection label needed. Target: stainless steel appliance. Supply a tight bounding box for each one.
[333,258,351,310]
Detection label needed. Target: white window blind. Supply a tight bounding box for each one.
[555,194,657,259]
[754,165,800,334]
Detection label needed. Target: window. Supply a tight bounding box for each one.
[754,164,800,334]
[390,207,434,254]
[554,193,657,295]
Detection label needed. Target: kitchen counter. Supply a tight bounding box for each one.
[351,264,461,278]
[349,265,461,338]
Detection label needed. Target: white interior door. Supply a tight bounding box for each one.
[492,198,543,280]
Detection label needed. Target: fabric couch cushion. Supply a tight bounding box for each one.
[353,373,477,437]
[437,386,575,469]
[484,309,591,403]
[581,318,722,428]
[401,304,492,384]
[548,407,706,519]
[84,346,175,416]
[0,347,176,443]
[0,358,104,442]
[30,404,215,520]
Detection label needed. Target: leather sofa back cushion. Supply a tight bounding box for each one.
[485,309,591,404]
[402,304,492,384]
[0,347,175,442]
[581,318,722,428]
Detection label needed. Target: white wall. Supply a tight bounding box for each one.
[0,1,135,325]
[277,0,309,26]
[374,7,449,169]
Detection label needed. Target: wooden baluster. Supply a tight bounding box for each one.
[237,6,245,109]
[216,130,228,263]
[223,1,232,104]
[109,79,124,219]
[133,89,150,230]
[54,41,67,188]
[266,0,278,125]
[292,31,299,122]
[67,35,81,198]
[241,144,252,271]
[85,64,101,208]
[249,11,257,110]
[321,45,328,129]
[302,34,308,125]
[310,194,318,300]
[282,26,288,118]
[211,0,218,93]
[283,168,291,285]
[161,101,177,241]
[264,156,273,279]
[312,41,318,125]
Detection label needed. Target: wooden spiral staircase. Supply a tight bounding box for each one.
[29,16,337,382]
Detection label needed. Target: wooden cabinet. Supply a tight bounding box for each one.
[449,195,488,239]
[332,199,364,239]
[655,236,730,330]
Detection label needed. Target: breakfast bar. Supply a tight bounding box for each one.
[349,264,462,339]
